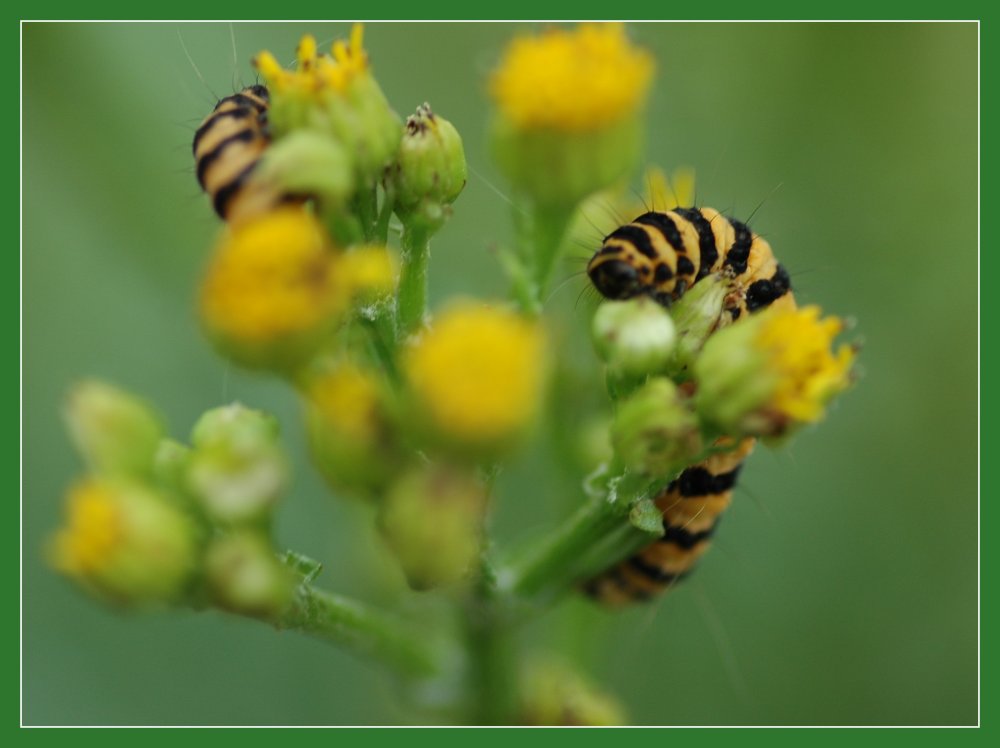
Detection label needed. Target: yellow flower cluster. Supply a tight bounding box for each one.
[755,305,855,423]
[255,26,369,96]
[490,24,654,132]
[403,302,546,447]
[200,207,342,364]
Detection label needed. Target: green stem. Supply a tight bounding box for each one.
[354,185,379,242]
[359,309,400,385]
[526,203,574,311]
[504,492,626,601]
[397,224,432,337]
[465,558,519,725]
[503,468,664,602]
[280,583,442,679]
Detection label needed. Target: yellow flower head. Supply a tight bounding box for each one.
[50,479,121,577]
[304,362,399,499]
[403,302,547,450]
[490,23,654,133]
[254,26,368,96]
[307,363,383,443]
[200,207,344,370]
[340,244,398,302]
[754,305,855,423]
[695,304,855,436]
[49,479,198,605]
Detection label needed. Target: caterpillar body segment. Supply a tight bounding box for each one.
[582,439,754,605]
[192,84,282,224]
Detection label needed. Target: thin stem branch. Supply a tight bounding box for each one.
[280,582,443,679]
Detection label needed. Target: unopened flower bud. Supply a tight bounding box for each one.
[694,305,855,438]
[256,130,354,209]
[191,403,280,451]
[610,378,701,477]
[390,104,467,231]
[304,363,398,499]
[668,272,731,374]
[204,531,295,618]
[378,465,487,591]
[187,404,288,525]
[64,381,165,478]
[520,658,625,726]
[49,478,199,606]
[152,439,193,498]
[593,298,676,378]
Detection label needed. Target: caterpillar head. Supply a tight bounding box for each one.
[587,256,642,300]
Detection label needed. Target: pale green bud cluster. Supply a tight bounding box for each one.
[53,382,296,614]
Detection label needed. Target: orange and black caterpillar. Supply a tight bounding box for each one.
[584,207,795,605]
[192,84,281,223]
[587,207,792,321]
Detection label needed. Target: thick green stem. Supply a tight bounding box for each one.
[465,561,519,725]
[503,469,665,602]
[397,224,432,337]
[280,583,442,679]
[505,493,626,601]
[354,185,379,242]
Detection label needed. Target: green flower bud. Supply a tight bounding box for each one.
[49,478,199,607]
[64,380,165,478]
[668,272,731,375]
[378,465,487,591]
[610,378,701,478]
[152,438,193,498]
[520,658,626,726]
[188,404,288,525]
[191,403,280,451]
[593,298,676,378]
[390,104,467,231]
[256,130,354,210]
[204,531,295,618]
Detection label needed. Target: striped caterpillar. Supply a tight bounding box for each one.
[584,207,795,605]
[192,84,282,223]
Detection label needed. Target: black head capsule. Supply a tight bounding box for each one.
[247,84,270,103]
[587,257,642,300]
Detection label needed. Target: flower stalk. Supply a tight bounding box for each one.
[397,224,432,337]
[280,581,445,679]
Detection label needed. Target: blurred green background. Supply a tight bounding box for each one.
[22,22,977,725]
